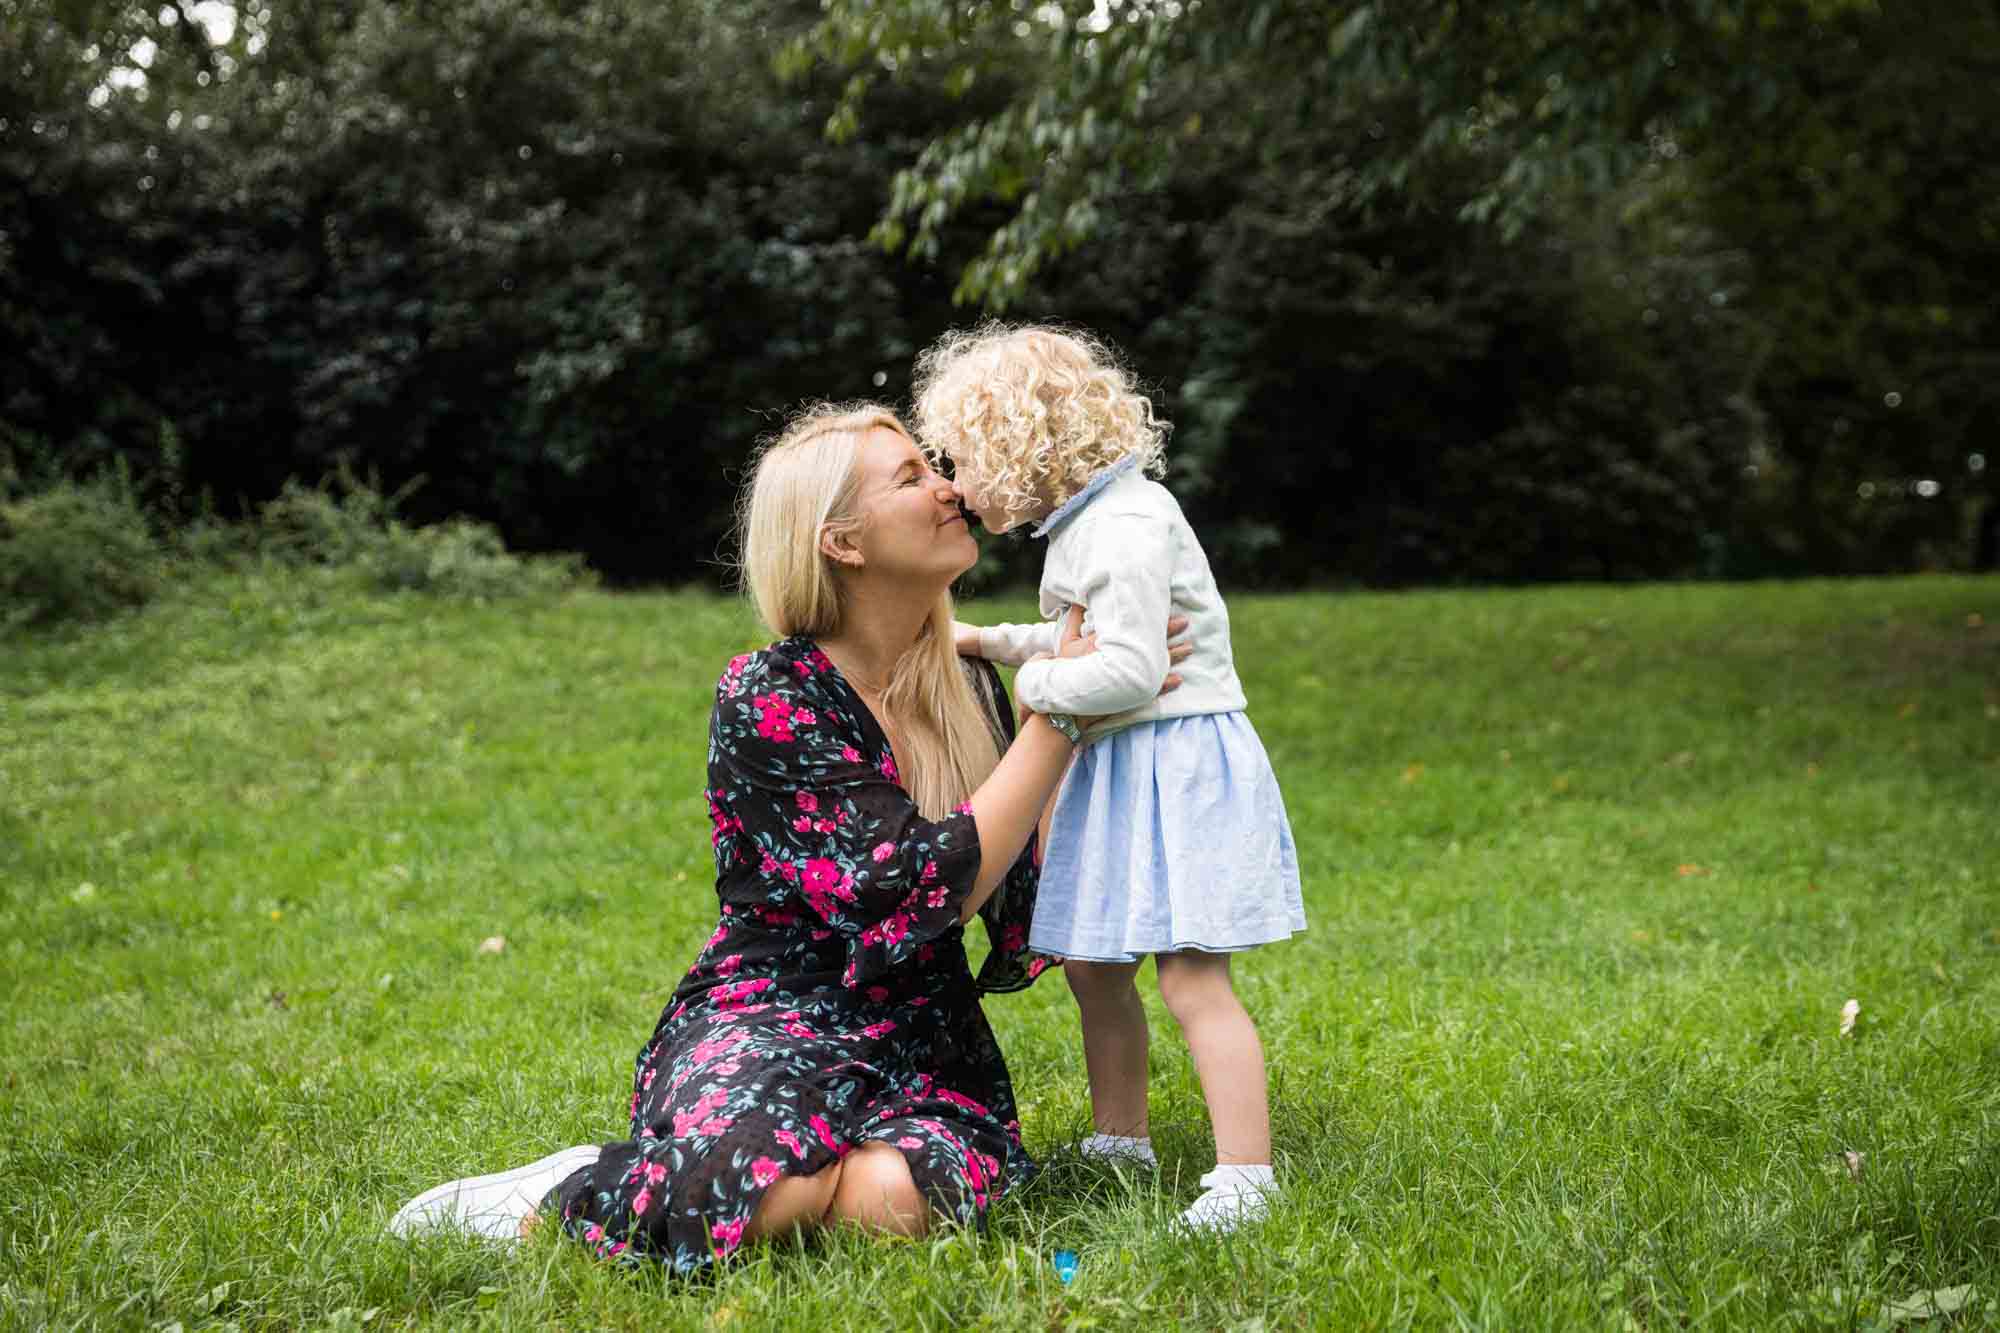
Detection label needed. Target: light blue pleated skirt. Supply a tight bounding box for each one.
[1029,711,1307,963]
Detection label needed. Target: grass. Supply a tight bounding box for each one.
[3,568,1997,1330]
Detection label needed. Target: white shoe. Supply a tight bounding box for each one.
[1179,1165,1276,1233]
[1078,1133,1157,1168]
[388,1145,601,1240]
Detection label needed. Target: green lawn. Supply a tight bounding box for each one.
[3,571,1996,1330]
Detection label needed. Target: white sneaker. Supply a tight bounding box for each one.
[1077,1133,1157,1168]
[1179,1165,1276,1233]
[388,1145,602,1240]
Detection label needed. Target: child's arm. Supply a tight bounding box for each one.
[956,618,1062,665]
[1013,512,1173,719]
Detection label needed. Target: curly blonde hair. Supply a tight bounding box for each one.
[911,323,1169,529]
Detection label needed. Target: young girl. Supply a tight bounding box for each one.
[914,324,1306,1232]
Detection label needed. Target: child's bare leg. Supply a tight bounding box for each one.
[1154,951,1269,1164]
[1063,958,1150,1137]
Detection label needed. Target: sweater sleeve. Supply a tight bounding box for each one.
[977,620,1062,667]
[1013,510,1174,718]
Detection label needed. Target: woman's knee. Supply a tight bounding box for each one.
[828,1143,928,1237]
[744,1158,843,1242]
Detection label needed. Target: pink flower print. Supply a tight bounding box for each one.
[897,1136,925,1151]
[813,818,835,833]
[834,873,857,903]
[795,791,818,813]
[778,860,799,882]
[920,860,938,883]
[584,1223,605,1244]
[841,745,862,764]
[751,1156,783,1188]
[810,1114,845,1154]
[841,962,856,986]
[1002,924,1026,951]
[696,1115,733,1135]
[925,888,949,909]
[880,913,912,945]
[794,709,816,726]
[802,859,843,900]
[860,925,882,948]
[753,694,795,743]
[642,1067,657,1090]
[1026,956,1051,979]
[865,985,890,1003]
[709,1216,746,1256]
[879,753,899,781]
[807,647,835,674]
[715,953,742,977]
[706,922,729,950]
[792,815,813,833]
[860,1020,896,1039]
[712,1059,741,1076]
[871,841,896,863]
[774,1128,808,1159]
[631,1186,653,1215]
[784,1021,813,1038]
[910,995,929,1006]
[812,928,833,941]
[954,800,974,816]
[645,1161,668,1186]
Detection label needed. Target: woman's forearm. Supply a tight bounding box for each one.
[959,716,1075,920]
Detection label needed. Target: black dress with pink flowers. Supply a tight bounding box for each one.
[550,636,1051,1272]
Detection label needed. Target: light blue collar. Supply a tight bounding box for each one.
[1031,456,1139,539]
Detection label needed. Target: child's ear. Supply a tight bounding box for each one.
[819,524,864,569]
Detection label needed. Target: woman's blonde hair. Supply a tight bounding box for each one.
[737,401,1001,819]
[912,322,1169,527]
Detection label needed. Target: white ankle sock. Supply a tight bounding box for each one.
[1203,1163,1275,1192]
[1079,1132,1157,1166]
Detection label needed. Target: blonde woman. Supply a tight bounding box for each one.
[918,325,1306,1233]
[389,403,1186,1271]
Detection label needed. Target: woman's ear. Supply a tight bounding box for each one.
[818,523,864,569]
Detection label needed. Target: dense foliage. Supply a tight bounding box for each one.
[4,0,1994,589]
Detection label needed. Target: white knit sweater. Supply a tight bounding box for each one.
[977,465,1247,739]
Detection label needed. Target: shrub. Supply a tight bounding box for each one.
[257,474,593,598]
[0,475,165,630]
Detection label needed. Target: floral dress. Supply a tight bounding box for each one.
[550,636,1052,1272]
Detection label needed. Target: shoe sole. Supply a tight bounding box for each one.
[389,1145,601,1237]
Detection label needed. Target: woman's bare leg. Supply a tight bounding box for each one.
[743,1157,844,1242]
[826,1142,929,1236]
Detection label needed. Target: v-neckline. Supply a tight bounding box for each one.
[802,637,902,785]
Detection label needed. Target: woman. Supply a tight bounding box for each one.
[391,403,1185,1270]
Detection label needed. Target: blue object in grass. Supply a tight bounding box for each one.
[1052,1250,1079,1284]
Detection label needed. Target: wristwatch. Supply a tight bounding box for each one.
[1043,712,1083,745]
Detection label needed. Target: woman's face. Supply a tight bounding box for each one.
[844,426,977,582]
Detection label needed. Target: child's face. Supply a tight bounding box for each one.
[949,459,1045,534]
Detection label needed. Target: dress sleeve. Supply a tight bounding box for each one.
[1013,510,1175,718]
[708,648,982,989]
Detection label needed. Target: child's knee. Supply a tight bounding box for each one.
[1155,953,1235,1023]
[1064,959,1141,1007]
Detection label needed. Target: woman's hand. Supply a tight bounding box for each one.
[1017,606,1191,730]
